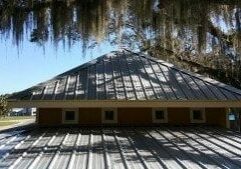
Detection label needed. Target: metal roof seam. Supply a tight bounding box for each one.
[138,57,159,100]
[122,51,139,100]
[156,63,179,100]
[165,66,189,100]
[8,49,241,102]
[52,80,59,100]
[72,74,78,100]
[189,76,210,100]
[147,59,169,100]
[131,49,241,96]
[129,55,149,100]
[109,56,118,100]
[85,67,90,100]
[116,54,128,100]
[63,75,70,100]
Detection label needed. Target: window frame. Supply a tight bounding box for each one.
[190,108,206,123]
[102,108,117,123]
[152,108,168,123]
[62,108,79,124]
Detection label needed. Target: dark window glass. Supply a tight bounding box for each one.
[65,111,75,121]
[155,110,164,119]
[193,110,203,120]
[105,111,114,120]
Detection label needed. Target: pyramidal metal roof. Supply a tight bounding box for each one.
[8,49,241,101]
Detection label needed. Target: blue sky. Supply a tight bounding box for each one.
[0,39,116,95]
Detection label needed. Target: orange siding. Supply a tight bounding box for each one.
[79,108,101,125]
[167,108,190,125]
[205,108,227,127]
[38,108,62,125]
[117,108,152,125]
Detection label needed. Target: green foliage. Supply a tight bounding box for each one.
[0,0,240,50]
[0,95,9,118]
[0,0,240,88]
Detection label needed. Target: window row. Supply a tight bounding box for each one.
[152,108,205,124]
[62,108,206,124]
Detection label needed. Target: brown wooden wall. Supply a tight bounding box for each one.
[79,108,101,124]
[167,108,190,125]
[117,108,152,125]
[38,108,62,125]
[205,108,227,127]
[37,107,227,127]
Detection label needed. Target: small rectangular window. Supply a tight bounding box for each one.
[152,108,167,123]
[193,110,203,120]
[65,111,75,121]
[102,108,117,123]
[155,110,164,120]
[190,108,205,123]
[105,111,114,120]
[62,109,78,124]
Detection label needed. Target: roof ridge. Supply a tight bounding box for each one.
[123,49,241,96]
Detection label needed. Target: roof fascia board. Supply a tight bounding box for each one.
[8,100,241,108]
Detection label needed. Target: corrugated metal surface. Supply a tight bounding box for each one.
[9,49,241,101]
[1,127,241,169]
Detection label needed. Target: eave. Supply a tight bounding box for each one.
[8,100,241,108]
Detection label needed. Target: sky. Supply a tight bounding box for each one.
[0,39,116,95]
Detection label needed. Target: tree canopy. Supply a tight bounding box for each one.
[0,0,241,88]
[0,95,9,117]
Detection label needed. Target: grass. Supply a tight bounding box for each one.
[0,116,35,127]
[0,116,35,120]
[0,121,18,126]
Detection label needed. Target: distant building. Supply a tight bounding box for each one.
[9,108,36,116]
[7,50,241,130]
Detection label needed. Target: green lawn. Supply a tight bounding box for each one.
[0,116,35,120]
[0,116,35,127]
[0,121,18,126]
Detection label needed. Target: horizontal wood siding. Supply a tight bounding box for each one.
[79,108,101,125]
[167,108,190,125]
[117,108,152,124]
[37,107,227,127]
[206,108,227,127]
[38,108,62,125]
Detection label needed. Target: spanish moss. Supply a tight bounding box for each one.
[0,0,241,88]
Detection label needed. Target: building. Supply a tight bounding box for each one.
[9,108,36,116]
[7,50,241,129]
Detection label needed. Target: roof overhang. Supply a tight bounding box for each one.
[8,100,241,108]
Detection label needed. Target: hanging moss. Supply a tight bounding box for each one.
[0,0,241,88]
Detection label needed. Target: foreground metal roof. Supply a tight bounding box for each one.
[9,49,241,101]
[1,126,241,169]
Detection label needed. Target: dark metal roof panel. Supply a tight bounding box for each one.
[8,50,241,101]
[2,127,241,168]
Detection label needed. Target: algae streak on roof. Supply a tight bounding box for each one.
[8,49,241,101]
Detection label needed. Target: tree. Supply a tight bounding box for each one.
[0,0,240,88]
[0,95,9,118]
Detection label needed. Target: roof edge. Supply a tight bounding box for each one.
[8,100,241,108]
